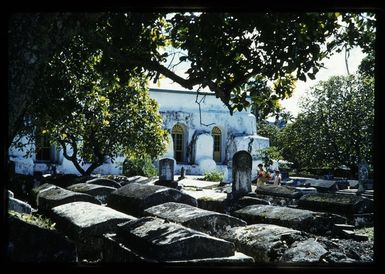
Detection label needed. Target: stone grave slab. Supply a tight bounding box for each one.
[144,202,246,236]
[8,197,33,214]
[255,185,303,199]
[279,238,328,263]
[67,183,116,203]
[182,189,228,213]
[86,177,121,188]
[298,193,374,215]
[103,233,253,263]
[107,182,197,216]
[309,179,338,192]
[51,201,136,260]
[8,215,77,262]
[34,183,101,212]
[178,178,219,190]
[233,204,346,235]
[115,217,235,261]
[221,224,306,262]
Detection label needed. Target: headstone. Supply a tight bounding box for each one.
[158,157,174,182]
[358,160,369,193]
[232,151,252,198]
[178,167,186,180]
[155,158,178,188]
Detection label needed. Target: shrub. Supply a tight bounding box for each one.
[123,155,157,177]
[203,170,224,182]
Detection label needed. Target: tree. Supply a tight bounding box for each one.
[8,12,375,150]
[279,74,374,177]
[257,121,281,147]
[27,35,168,175]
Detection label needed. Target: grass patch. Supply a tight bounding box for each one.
[8,210,56,230]
[355,227,374,241]
[203,171,224,182]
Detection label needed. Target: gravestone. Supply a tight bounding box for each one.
[232,151,252,199]
[155,157,178,188]
[159,157,174,182]
[358,160,368,193]
[178,167,186,180]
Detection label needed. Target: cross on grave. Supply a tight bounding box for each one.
[232,150,252,199]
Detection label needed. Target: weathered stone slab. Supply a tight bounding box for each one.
[309,179,338,192]
[67,183,116,203]
[166,252,254,264]
[8,197,33,214]
[255,185,303,199]
[41,174,80,188]
[237,196,270,208]
[280,238,328,263]
[86,178,121,188]
[103,233,253,264]
[116,217,235,261]
[183,189,228,213]
[51,201,136,260]
[107,183,198,216]
[233,205,346,235]
[298,193,374,215]
[102,233,156,263]
[8,215,77,262]
[178,178,219,189]
[294,187,317,195]
[34,183,101,213]
[144,202,246,236]
[221,224,306,262]
[285,177,315,187]
[51,201,136,238]
[120,175,150,185]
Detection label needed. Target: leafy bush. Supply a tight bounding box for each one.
[123,155,157,177]
[203,170,224,182]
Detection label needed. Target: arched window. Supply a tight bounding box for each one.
[172,124,185,162]
[212,127,222,163]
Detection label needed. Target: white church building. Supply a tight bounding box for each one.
[8,88,269,182]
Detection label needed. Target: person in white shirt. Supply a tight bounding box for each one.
[273,169,282,185]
